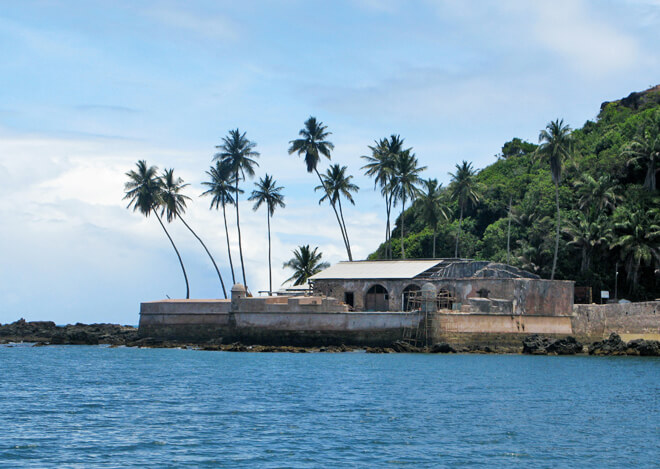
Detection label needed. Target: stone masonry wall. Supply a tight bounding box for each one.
[572,301,660,341]
[313,278,573,316]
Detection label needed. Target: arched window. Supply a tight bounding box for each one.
[365,284,389,311]
[402,284,421,311]
[437,288,454,310]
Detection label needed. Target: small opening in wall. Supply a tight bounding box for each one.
[344,292,354,309]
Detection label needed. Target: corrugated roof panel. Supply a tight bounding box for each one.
[309,260,442,280]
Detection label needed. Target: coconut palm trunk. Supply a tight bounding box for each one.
[580,246,588,273]
[178,216,227,299]
[433,229,437,258]
[386,195,394,259]
[235,173,248,289]
[222,203,236,284]
[400,198,406,259]
[314,168,352,261]
[506,196,512,264]
[336,196,352,258]
[551,183,560,280]
[455,205,463,258]
[154,211,190,299]
[384,194,390,259]
[645,162,656,191]
[266,211,272,295]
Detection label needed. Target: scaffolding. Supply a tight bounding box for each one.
[401,288,457,348]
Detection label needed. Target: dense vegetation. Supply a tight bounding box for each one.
[368,86,660,301]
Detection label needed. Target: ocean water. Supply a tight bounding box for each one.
[0,345,658,468]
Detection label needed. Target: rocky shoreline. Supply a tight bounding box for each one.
[1,319,659,356]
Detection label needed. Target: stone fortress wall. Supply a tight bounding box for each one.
[572,301,660,342]
[139,280,659,347]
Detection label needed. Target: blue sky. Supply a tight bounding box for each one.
[1,0,659,325]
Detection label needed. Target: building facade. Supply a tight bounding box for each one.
[310,259,574,316]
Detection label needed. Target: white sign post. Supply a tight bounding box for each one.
[601,291,609,304]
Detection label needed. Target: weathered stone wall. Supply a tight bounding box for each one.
[139,298,418,346]
[572,301,660,342]
[140,297,574,346]
[313,278,573,316]
[432,313,572,335]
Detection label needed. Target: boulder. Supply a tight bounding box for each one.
[546,336,583,355]
[523,334,582,355]
[430,342,456,353]
[589,333,629,355]
[522,334,551,355]
[626,339,660,356]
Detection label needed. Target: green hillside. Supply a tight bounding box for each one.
[368,86,660,301]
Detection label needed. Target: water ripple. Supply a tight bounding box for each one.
[0,347,658,467]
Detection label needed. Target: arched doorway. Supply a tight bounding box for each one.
[365,284,389,311]
[402,284,421,311]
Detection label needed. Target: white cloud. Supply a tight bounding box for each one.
[531,0,642,77]
[143,6,240,42]
[0,131,386,324]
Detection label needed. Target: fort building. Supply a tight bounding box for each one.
[309,259,573,316]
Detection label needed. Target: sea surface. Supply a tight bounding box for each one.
[0,345,658,468]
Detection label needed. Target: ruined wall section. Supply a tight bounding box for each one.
[313,278,574,316]
[572,301,660,341]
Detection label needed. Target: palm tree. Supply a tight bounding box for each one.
[123,160,189,299]
[391,150,426,259]
[611,206,660,293]
[160,168,227,299]
[361,135,406,259]
[536,119,572,280]
[289,117,353,261]
[201,160,241,285]
[563,211,611,274]
[574,174,620,214]
[249,174,285,295]
[315,164,359,251]
[622,112,659,191]
[417,178,449,258]
[449,161,480,258]
[214,129,260,289]
[282,245,330,286]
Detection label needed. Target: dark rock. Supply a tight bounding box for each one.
[128,337,164,347]
[226,342,248,352]
[600,85,660,113]
[523,334,582,355]
[546,336,583,355]
[0,319,58,338]
[626,339,660,356]
[430,342,456,353]
[522,334,553,355]
[589,333,628,356]
[391,340,422,353]
[366,347,392,353]
[1,319,139,345]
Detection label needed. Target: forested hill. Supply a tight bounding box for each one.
[369,85,660,301]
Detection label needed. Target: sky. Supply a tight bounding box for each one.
[1,0,659,325]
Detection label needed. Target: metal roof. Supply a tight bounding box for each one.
[309,260,442,280]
